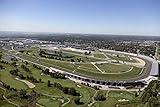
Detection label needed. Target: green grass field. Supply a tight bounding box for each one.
[93,53,107,59]
[75,67,142,80]
[37,97,61,107]
[76,63,100,73]
[108,91,135,101]
[104,53,137,63]
[13,50,144,81]
[96,63,132,73]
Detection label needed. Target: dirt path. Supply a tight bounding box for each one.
[36,103,44,107]
[91,62,104,73]
[88,90,98,107]
[0,87,20,107]
[102,52,110,59]
[61,98,70,107]
[106,90,110,98]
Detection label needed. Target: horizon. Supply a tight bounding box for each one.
[0,31,160,37]
[0,0,160,36]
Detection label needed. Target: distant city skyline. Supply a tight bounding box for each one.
[0,0,160,36]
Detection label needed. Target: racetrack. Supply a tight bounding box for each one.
[4,47,158,83]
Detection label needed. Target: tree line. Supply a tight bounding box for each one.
[10,69,40,83]
[42,69,66,79]
[47,80,80,96]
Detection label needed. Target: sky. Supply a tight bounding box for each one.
[0,0,159,36]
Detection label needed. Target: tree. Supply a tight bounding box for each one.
[62,87,80,96]
[10,69,19,76]
[0,54,2,60]
[71,59,75,62]
[47,80,51,87]
[0,64,4,69]
[25,61,29,65]
[54,82,63,90]
[33,64,42,70]
[39,78,42,83]
[26,75,39,83]
[84,52,88,55]
[94,93,106,101]
[19,89,27,99]
[74,97,84,105]
[43,69,49,74]
[69,87,77,96]
[21,64,30,73]
[62,87,69,94]
[19,74,26,79]
[11,61,17,67]
[135,92,139,97]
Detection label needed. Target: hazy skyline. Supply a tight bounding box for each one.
[0,0,159,36]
